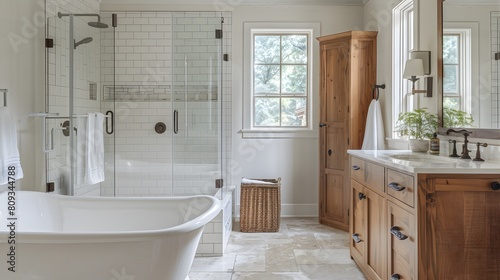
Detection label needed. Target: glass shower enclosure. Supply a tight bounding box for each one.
[45,8,226,200]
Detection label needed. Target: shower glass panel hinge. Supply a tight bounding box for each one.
[45,38,54,48]
[215,179,223,188]
[46,182,54,192]
[215,29,223,39]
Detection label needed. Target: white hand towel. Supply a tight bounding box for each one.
[241,178,274,185]
[0,107,24,185]
[85,113,105,184]
[75,117,87,186]
[362,99,385,150]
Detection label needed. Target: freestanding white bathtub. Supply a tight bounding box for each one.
[0,191,220,280]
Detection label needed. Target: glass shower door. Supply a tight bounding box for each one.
[172,12,224,199]
[45,9,116,196]
[45,14,72,195]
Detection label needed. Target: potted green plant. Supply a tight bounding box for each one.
[394,108,438,152]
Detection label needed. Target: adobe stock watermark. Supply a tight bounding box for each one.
[110,267,135,280]
[7,0,77,53]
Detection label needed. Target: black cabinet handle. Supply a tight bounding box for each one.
[105,110,114,134]
[173,110,179,134]
[352,233,362,243]
[391,274,401,280]
[319,123,327,127]
[388,182,406,192]
[328,149,332,156]
[491,182,500,191]
[358,192,366,200]
[390,226,408,241]
[351,165,360,171]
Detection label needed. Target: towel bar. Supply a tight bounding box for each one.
[1,89,7,107]
[42,114,111,119]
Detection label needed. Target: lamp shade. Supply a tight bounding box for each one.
[403,58,425,79]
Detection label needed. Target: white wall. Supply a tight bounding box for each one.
[230,5,363,217]
[0,0,45,192]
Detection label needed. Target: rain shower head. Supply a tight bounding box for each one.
[74,37,93,49]
[58,12,109,29]
[88,21,108,29]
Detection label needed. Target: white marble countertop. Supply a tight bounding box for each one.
[347,150,500,174]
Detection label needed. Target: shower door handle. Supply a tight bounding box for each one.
[174,110,179,134]
[105,110,114,134]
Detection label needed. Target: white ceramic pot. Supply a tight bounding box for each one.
[409,139,429,152]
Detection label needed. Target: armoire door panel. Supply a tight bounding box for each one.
[325,125,347,170]
[325,44,350,123]
[323,173,346,222]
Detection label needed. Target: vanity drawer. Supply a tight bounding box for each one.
[386,169,415,207]
[387,202,415,280]
[351,157,385,193]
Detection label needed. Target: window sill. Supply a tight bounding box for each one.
[239,129,318,139]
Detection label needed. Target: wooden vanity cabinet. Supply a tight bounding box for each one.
[350,155,500,280]
[318,31,377,231]
[350,158,387,280]
[418,175,500,279]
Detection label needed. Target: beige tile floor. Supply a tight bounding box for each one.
[189,217,367,280]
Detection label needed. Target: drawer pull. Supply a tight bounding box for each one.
[390,226,408,241]
[388,182,406,192]
[491,182,500,191]
[351,165,360,171]
[358,192,366,200]
[352,233,362,243]
[390,274,401,280]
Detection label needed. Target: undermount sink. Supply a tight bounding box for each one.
[387,154,459,163]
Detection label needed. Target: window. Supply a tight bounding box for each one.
[443,29,471,114]
[392,0,416,138]
[242,22,319,138]
[253,34,308,127]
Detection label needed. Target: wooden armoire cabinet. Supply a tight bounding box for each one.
[317,31,378,231]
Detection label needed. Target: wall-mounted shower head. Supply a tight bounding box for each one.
[58,12,109,29]
[74,37,93,49]
[88,21,108,29]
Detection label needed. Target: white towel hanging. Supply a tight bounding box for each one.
[362,99,385,150]
[85,113,105,185]
[0,107,24,185]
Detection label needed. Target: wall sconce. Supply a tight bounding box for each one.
[403,51,433,97]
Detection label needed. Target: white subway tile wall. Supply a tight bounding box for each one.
[100,12,232,199]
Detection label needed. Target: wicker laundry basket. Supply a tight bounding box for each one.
[239,178,281,232]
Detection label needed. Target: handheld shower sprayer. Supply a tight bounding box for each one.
[74,37,93,49]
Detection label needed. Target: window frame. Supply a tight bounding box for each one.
[392,0,417,138]
[242,22,320,139]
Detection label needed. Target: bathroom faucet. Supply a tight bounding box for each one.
[446,129,472,159]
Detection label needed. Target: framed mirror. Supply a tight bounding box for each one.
[438,0,500,139]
